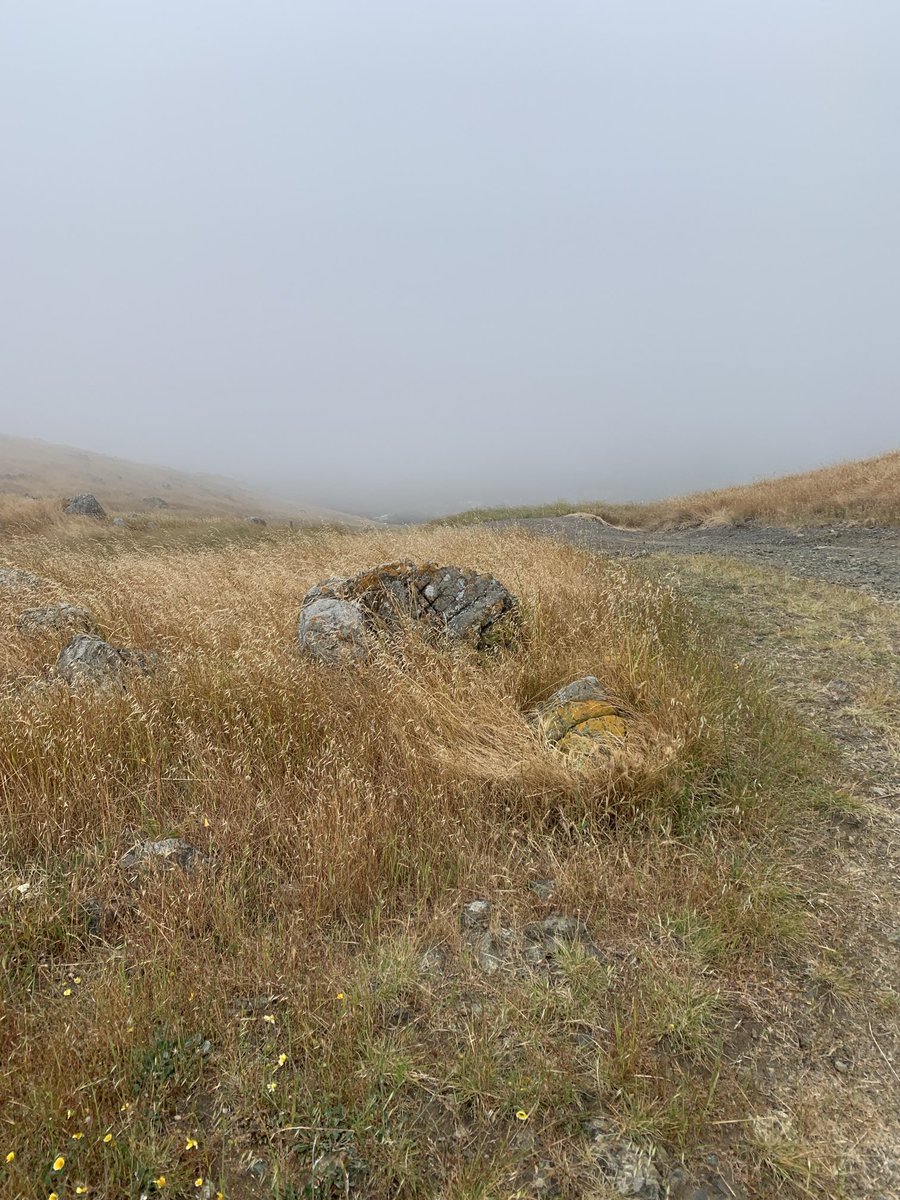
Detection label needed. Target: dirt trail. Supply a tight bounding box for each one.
[496,518,900,604]
[517,517,900,1197]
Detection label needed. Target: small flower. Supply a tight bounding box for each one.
[72,1131,84,1140]
[266,1080,277,1092]
[119,1102,131,1112]
[154,1177,167,1189]
[102,1133,113,1144]
[202,817,210,828]
[73,977,82,985]
[184,1137,198,1150]
[275,1053,287,1068]
[53,1155,66,1170]
[49,1193,59,1200]
[262,1014,275,1025]
[5,1151,14,1163]
[515,1110,529,1122]
[194,1180,204,1188]
[63,988,73,997]
[76,1189,88,1195]
[336,992,346,1001]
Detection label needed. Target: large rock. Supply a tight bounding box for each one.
[54,633,156,685]
[537,676,627,758]
[64,493,107,519]
[17,603,97,635]
[298,561,520,662]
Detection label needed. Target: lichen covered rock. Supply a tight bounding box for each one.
[17,603,97,635]
[54,633,156,686]
[537,676,627,758]
[298,561,520,662]
[63,493,107,518]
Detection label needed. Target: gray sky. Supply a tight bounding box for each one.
[2,2,899,516]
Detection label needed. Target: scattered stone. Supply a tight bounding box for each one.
[111,516,128,527]
[298,561,520,661]
[63,493,107,518]
[248,516,267,526]
[298,597,368,664]
[586,1117,663,1199]
[460,898,492,930]
[17,603,97,635]
[420,947,448,972]
[832,1056,851,1074]
[0,566,46,591]
[529,878,556,901]
[119,837,204,871]
[142,496,170,509]
[473,928,516,974]
[536,676,627,758]
[54,633,156,686]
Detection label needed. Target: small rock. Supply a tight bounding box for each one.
[64,493,107,518]
[474,929,515,974]
[460,898,492,930]
[141,496,170,509]
[111,516,128,527]
[535,676,627,758]
[832,1057,851,1074]
[0,566,46,591]
[119,838,204,871]
[248,516,267,526]
[420,947,448,972]
[17,603,97,635]
[529,878,556,901]
[54,633,156,686]
[586,1117,662,1198]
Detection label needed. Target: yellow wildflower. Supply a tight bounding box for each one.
[155,1177,167,1189]
[102,1133,113,1144]
[515,1110,529,1121]
[185,1137,198,1150]
[276,1053,287,1068]
[63,988,72,997]
[5,1151,14,1163]
[266,1080,277,1092]
[336,992,346,1001]
[72,1132,84,1140]
[53,1155,66,1170]
[195,1180,204,1189]
[49,1193,59,1200]
[76,1189,88,1196]
[262,1014,275,1025]
[73,977,82,985]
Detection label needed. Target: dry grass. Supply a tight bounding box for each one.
[0,520,831,1197]
[441,448,900,529]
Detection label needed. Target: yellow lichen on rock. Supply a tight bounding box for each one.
[557,714,627,756]
[543,699,621,743]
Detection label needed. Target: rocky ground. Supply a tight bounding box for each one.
[496,518,900,605]
[512,518,900,1197]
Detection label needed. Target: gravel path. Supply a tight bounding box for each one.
[496,518,900,603]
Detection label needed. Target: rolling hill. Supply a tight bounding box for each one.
[0,435,369,524]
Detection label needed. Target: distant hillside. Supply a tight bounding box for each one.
[0,435,369,525]
[440,450,900,529]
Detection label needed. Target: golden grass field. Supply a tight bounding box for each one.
[443,449,900,529]
[0,514,846,1199]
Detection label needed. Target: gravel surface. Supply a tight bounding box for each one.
[496,518,900,603]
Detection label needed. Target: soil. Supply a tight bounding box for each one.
[495,518,900,604]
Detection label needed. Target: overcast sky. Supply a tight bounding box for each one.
[2,2,899,515]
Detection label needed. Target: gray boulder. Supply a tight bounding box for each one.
[298,561,520,662]
[64,493,106,519]
[18,603,97,635]
[0,566,46,591]
[54,633,156,685]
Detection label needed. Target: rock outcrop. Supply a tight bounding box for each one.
[54,633,156,685]
[298,561,520,662]
[17,603,97,635]
[536,676,627,757]
[64,493,107,518]
[0,566,46,591]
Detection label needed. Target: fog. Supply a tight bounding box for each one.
[2,2,899,517]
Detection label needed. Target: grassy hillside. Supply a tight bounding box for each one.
[440,449,900,529]
[0,517,845,1197]
[0,435,368,525]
